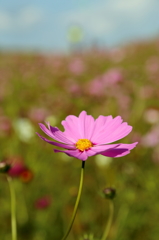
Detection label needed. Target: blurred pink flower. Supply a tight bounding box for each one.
[28,108,49,123]
[8,158,26,177]
[88,68,123,97]
[141,125,159,147]
[102,68,123,85]
[37,111,137,161]
[7,156,33,182]
[68,58,85,75]
[88,77,105,96]
[35,196,51,209]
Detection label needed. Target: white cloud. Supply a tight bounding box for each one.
[113,0,154,19]
[114,0,150,11]
[61,0,158,38]
[18,7,43,28]
[0,6,43,31]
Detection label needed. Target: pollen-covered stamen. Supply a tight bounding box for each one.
[76,139,93,151]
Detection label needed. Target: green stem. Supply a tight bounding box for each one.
[7,176,17,240]
[18,182,29,225]
[101,200,114,240]
[61,161,85,240]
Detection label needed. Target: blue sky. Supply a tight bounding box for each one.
[0,0,159,52]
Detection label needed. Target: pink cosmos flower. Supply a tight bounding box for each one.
[37,111,138,161]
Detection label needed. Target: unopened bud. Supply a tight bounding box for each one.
[103,187,116,200]
[0,162,11,173]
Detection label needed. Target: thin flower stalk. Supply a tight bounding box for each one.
[7,176,17,240]
[101,200,114,240]
[61,161,85,240]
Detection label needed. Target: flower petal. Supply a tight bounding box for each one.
[39,123,55,139]
[90,115,113,142]
[61,115,80,142]
[39,123,73,144]
[92,116,132,144]
[104,122,132,143]
[36,133,75,149]
[85,144,119,157]
[101,142,138,157]
[78,111,95,139]
[54,149,88,161]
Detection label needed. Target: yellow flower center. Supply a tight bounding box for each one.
[76,139,93,151]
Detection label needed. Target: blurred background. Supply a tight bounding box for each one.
[0,0,159,240]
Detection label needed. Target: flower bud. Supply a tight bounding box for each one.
[103,187,116,200]
[0,162,11,173]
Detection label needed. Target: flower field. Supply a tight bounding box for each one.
[0,39,159,240]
